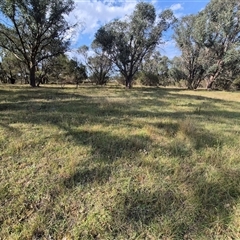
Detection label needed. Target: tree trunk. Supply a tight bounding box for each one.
[186,80,194,90]
[29,63,36,87]
[207,76,215,89]
[125,75,132,89]
[207,61,223,90]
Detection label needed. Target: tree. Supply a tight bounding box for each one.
[0,0,75,87]
[37,54,82,86]
[1,52,18,84]
[184,0,240,89]
[0,62,7,83]
[78,43,113,85]
[0,49,29,84]
[94,2,175,88]
[173,15,205,89]
[195,0,240,89]
[140,52,171,86]
[169,56,188,85]
[68,58,87,87]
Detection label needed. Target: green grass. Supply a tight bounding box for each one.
[0,84,240,239]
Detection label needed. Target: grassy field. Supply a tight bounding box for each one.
[0,84,240,240]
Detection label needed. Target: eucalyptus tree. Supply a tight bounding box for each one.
[140,52,171,86]
[0,62,7,83]
[68,58,87,87]
[0,49,29,83]
[78,43,113,85]
[1,51,18,83]
[173,15,205,89]
[168,56,188,84]
[0,0,75,87]
[39,54,75,85]
[94,2,175,88]
[195,0,240,89]
[198,0,240,87]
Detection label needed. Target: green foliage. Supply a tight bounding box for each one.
[173,0,240,90]
[196,0,240,89]
[0,0,75,87]
[87,55,111,85]
[78,44,113,85]
[141,53,171,86]
[169,67,187,83]
[0,62,7,83]
[173,15,205,89]
[138,71,159,86]
[68,59,88,86]
[45,54,71,84]
[0,50,29,84]
[233,77,240,90]
[94,2,175,88]
[169,56,188,85]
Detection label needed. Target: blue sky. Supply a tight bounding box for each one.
[68,0,210,59]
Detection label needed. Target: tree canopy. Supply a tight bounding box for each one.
[173,0,240,89]
[199,0,240,89]
[0,0,75,87]
[94,2,175,88]
[78,42,113,85]
[173,15,205,89]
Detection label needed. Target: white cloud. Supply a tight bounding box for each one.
[159,39,181,59]
[170,3,183,11]
[169,3,184,19]
[72,0,137,37]
[67,0,182,58]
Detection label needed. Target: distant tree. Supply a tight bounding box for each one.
[232,77,240,90]
[140,52,171,86]
[68,58,88,87]
[94,2,175,88]
[169,56,188,85]
[39,54,75,85]
[78,43,113,85]
[0,50,27,84]
[0,62,7,83]
[49,55,70,84]
[0,0,76,87]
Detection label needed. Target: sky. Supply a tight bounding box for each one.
[67,0,210,59]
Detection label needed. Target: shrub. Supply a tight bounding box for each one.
[138,72,159,86]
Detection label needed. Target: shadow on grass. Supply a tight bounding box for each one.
[107,165,240,238]
[0,122,22,136]
[185,168,240,237]
[121,188,184,225]
[64,164,112,188]
[61,128,151,188]
[0,85,90,103]
[62,128,150,162]
[1,86,239,128]
[155,120,221,158]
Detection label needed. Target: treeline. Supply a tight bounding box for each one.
[0,0,240,90]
